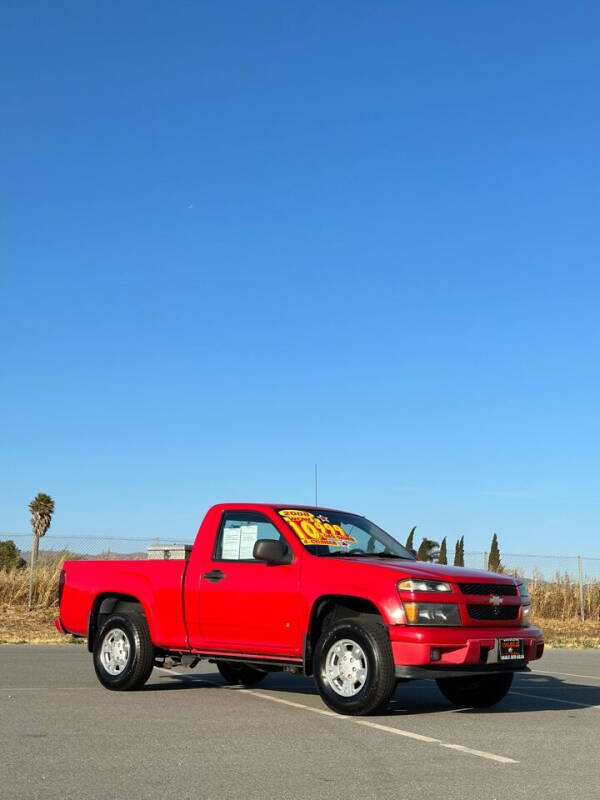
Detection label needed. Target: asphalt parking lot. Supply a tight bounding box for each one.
[1,646,599,800]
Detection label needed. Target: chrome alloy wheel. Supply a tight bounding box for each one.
[324,638,368,697]
[100,628,131,675]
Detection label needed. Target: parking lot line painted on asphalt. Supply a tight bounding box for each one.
[5,678,598,720]
[529,669,600,681]
[247,691,354,719]
[0,687,98,692]
[245,690,519,764]
[510,690,600,710]
[5,647,600,798]
[156,669,518,763]
[157,666,600,752]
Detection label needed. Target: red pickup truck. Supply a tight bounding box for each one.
[57,503,544,715]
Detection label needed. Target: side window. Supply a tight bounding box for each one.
[214,512,288,562]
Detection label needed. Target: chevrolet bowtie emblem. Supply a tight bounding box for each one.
[489,595,503,606]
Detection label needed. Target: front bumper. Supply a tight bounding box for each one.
[395,663,530,679]
[389,624,544,672]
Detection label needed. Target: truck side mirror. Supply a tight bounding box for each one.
[253,539,292,565]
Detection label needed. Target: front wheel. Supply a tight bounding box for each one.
[216,661,267,687]
[313,617,396,715]
[436,672,514,708]
[93,612,154,691]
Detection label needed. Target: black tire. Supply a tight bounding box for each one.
[216,661,267,687]
[313,617,396,716]
[436,672,514,708]
[93,612,154,691]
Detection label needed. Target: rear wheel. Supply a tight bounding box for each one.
[93,612,154,691]
[313,617,396,715]
[216,661,267,687]
[436,672,513,708]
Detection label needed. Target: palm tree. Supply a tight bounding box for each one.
[28,492,55,610]
[416,537,440,562]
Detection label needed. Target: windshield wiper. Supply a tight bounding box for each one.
[323,551,370,557]
[322,550,410,559]
[374,551,411,559]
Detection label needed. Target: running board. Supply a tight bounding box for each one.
[204,654,303,670]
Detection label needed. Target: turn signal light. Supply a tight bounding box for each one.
[403,602,419,624]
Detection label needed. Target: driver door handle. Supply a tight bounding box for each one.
[203,569,226,583]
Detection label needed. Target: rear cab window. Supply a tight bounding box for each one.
[214,510,291,562]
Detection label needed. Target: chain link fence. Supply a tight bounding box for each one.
[3,534,599,578]
[465,552,600,582]
[3,534,599,576]
[462,552,600,623]
[3,533,599,621]
[3,533,192,561]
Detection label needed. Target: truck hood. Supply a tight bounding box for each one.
[329,557,516,584]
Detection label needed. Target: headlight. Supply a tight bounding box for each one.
[402,602,461,626]
[398,579,452,593]
[521,604,531,625]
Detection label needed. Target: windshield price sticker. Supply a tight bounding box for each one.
[278,510,357,546]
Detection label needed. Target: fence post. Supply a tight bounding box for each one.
[483,552,488,570]
[577,555,585,622]
[27,531,36,612]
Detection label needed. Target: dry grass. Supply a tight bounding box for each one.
[2,562,600,647]
[528,572,600,621]
[0,556,66,610]
[0,556,78,643]
[0,606,76,644]
[533,617,600,649]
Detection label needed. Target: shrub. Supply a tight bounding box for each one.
[0,540,21,571]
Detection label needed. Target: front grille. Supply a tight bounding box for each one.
[459,582,517,596]
[467,604,519,621]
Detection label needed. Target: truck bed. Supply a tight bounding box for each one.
[60,559,189,649]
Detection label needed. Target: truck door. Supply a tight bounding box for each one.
[189,510,301,656]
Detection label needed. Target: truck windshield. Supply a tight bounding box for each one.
[276,508,415,559]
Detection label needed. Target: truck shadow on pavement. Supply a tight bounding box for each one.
[148,668,600,714]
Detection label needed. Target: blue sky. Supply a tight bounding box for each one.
[1,1,599,556]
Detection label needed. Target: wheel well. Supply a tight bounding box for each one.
[304,595,384,676]
[87,593,145,651]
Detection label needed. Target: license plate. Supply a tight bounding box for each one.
[499,638,524,661]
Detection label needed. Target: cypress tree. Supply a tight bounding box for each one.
[488,533,502,573]
[453,539,461,566]
[438,537,447,565]
[453,536,465,567]
[405,526,416,552]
